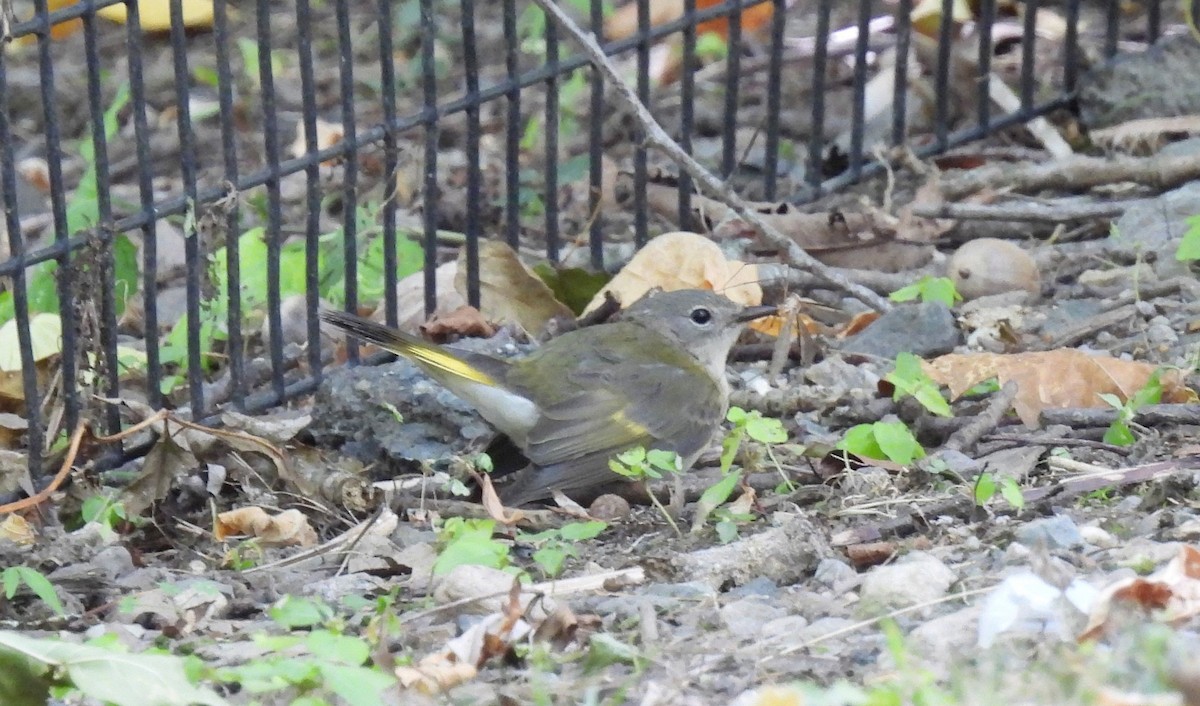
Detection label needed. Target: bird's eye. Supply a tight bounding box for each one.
[690,307,713,325]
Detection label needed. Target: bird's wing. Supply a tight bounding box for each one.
[500,328,725,504]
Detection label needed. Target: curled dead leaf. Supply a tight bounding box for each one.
[457,241,574,336]
[1081,545,1200,641]
[583,232,761,314]
[419,305,496,343]
[922,350,1196,427]
[214,507,318,547]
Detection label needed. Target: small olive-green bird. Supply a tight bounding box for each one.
[320,289,775,506]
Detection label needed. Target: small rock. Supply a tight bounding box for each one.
[838,302,961,359]
[643,581,718,600]
[1146,317,1178,346]
[860,552,957,609]
[432,564,554,620]
[1013,515,1083,550]
[720,597,787,637]
[589,494,631,522]
[760,615,810,645]
[947,238,1041,301]
[813,558,860,593]
[907,604,982,671]
[728,577,778,599]
[1079,525,1118,549]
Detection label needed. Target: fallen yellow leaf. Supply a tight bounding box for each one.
[97,0,215,32]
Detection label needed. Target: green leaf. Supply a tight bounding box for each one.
[532,546,568,577]
[0,631,229,706]
[559,521,607,541]
[531,263,611,315]
[306,630,369,666]
[838,424,885,460]
[871,422,926,464]
[1104,421,1135,446]
[1175,215,1200,261]
[583,634,642,674]
[698,470,741,511]
[745,414,787,444]
[1097,392,1125,411]
[9,568,64,616]
[646,449,682,474]
[0,647,50,706]
[999,477,1025,510]
[720,428,742,474]
[269,596,332,629]
[2,569,17,599]
[715,520,738,544]
[433,519,508,574]
[318,663,395,706]
[974,473,997,505]
[889,276,960,307]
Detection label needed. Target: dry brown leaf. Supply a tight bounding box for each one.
[635,176,934,272]
[214,507,317,547]
[0,514,35,545]
[582,232,761,314]
[289,118,345,165]
[397,579,533,694]
[456,241,573,336]
[922,350,1195,427]
[479,474,525,526]
[1080,545,1200,641]
[419,305,496,343]
[1092,115,1200,154]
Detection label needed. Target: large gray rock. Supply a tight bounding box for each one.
[838,302,961,359]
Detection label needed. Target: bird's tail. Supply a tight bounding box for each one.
[320,310,499,388]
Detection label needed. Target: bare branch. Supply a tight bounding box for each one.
[530,0,892,313]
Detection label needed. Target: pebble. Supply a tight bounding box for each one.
[727,577,779,599]
[1013,515,1083,550]
[720,597,787,637]
[859,552,957,609]
[837,302,961,359]
[1079,525,1118,549]
[760,615,811,645]
[813,558,860,593]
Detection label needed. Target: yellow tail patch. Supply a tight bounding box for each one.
[402,343,496,387]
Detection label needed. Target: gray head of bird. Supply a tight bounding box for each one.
[621,289,777,377]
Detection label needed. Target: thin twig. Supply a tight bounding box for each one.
[531,0,892,313]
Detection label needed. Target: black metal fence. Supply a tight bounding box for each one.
[0,0,1185,474]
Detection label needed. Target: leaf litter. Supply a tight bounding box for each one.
[5,1,1200,704]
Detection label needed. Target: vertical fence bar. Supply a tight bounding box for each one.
[256,0,285,399]
[170,0,204,416]
[33,0,80,430]
[1104,0,1119,58]
[461,0,481,307]
[1146,0,1160,43]
[1063,0,1081,96]
[848,0,872,179]
[213,0,244,408]
[588,0,605,268]
[81,4,120,435]
[379,0,400,327]
[421,0,439,316]
[503,0,522,252]
[976,0,994,131]
[336,0,361,322]
[761,0,785,200]
[633,0,649,247]
[720,4,742,178]
[933,0,954,150]
[544,16,560,261]
[296,0,325,365]
[806,0,831,190]
[891,0,912,146]
[0,45,43,468]
[678,0,696,224]
[126,1,157,409]
[1019,0,1038,111]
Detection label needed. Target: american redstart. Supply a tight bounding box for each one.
[321,289,775,506]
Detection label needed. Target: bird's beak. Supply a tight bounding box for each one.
[735,304,778,323]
